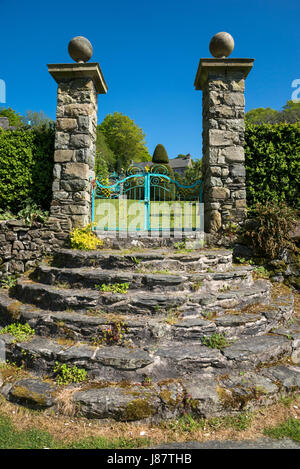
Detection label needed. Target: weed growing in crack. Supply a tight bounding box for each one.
[95,283,129,294]
[201,332,233,350]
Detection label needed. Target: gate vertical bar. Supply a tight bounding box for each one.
[144,172,150,230]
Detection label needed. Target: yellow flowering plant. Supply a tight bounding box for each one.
[70,223,104,250]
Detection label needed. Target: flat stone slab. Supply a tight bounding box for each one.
[8,378,56,408]
[14,281,99,311]
[260,365,300,390]
[73,385,160,421]
[95,346,153,370]
[156,342,226,369]
[52,248,233,272]
[33,264,253,292]
[184,374,224,417]
[223,335,292,367]
[15,336,64,359]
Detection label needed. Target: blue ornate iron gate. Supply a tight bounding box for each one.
[91,165,203,232]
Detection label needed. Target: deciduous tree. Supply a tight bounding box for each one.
[98,112,150,170]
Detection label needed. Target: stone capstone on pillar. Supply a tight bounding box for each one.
[47,61,107,231]
[194,57,254,232]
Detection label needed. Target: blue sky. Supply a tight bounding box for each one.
[0,0,299,160]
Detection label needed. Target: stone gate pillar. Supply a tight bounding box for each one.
[47,37,107,231]
[194,32,254,232]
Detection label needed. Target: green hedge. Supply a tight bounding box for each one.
[245,122,300,210]
[0,126,55,213]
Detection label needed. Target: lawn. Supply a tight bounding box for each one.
[94,199,202,231]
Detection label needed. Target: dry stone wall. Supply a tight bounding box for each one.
[0,220,67,278]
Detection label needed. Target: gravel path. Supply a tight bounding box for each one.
[154,438,300,449]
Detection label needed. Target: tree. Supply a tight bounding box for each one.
[152,144,169,164]
[95,128,116,176]
[151,144,175,200]
[245,100,300,124]
[98,112,150,170]
[245,107,279,124]
[22,110,53,128]
[184,158,202,184]
[0,107,23,127]
[280,100,300,123]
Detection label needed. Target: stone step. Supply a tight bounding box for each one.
[13,280,99,312]
[0,285,294,345]
[1,287,298,376]
[31,264,254,293]
[1,334,299,381]
[1,243,298,424]
[2,362,300,422]
[12,278,270,315]
[1,299,299,422]
[51,248,232,272]
[104,280,271,316]
[0,325,298,384]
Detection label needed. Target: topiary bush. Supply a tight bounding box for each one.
[151,144,175,201]
[152,144,169,164]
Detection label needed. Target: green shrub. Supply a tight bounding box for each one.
[245,122,300,210]
[0,125,55,213]
[17,198,49,224]
[243,201,298,259]
[151,145,175,201]
[152,144,169,164]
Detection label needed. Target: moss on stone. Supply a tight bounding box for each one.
[287,276,300,290]
[159,389,178,407]
[6,300,22,320]
[123,397,156,421]
[216,385,257,410]
[11,385,49,406]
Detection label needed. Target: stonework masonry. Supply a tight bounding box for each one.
[194,59,254,232]
[0,220,67,278]
[47,63,107,231]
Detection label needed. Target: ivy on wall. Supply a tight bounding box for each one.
[245,122,300,210]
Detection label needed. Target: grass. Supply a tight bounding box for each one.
[0,414,56,449]
[0,413,149,449]
[0,393,299,449]
[94,199,199,231]
[0,274,18,289]
[164,412,252,433]
[263,418,300,442]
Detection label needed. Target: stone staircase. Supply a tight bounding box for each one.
[0,246,299,423]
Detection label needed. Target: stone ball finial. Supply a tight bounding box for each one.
[68,36,93,63]
[209,32,234,58]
